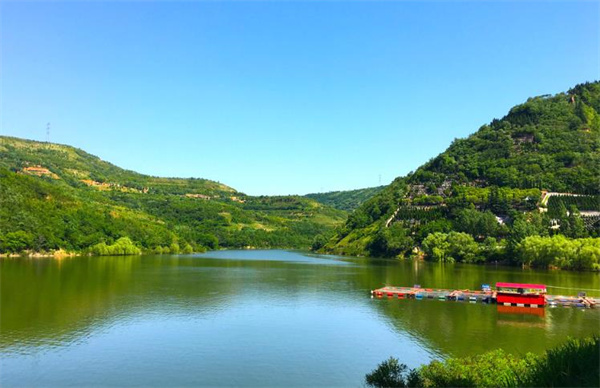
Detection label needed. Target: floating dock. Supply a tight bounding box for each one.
[371,286,600,308]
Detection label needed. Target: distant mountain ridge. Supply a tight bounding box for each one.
[305,186,385,212]
[0,136,346,254]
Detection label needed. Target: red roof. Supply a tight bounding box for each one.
[496,282,546,289]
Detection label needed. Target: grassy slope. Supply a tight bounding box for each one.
[0,136,346,253]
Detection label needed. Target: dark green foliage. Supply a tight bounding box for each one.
[396,207,445,222]
[421,232,482,263]
[547,195,600,217]
[419,349,536,387]
[367,336,600,388]
[415,219,453,242]
[368,223,413,257]
[520,336,600,387]
[0,231,34,253]
[365,357,423,388]
[305,186,385,211]
[506,213,548,255]
[564,206,587,238]
[453,208,503,239]
[311,234,327,251]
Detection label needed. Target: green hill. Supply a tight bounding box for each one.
[305,186,385,212]
[325,81,600,270]
[0,136,346,254]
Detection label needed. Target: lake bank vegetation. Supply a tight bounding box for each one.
[365,336,600,388]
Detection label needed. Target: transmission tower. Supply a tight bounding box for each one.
[46,123,50,143]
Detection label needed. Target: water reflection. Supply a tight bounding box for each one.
[1,251,599,386]
[497,305,546,317]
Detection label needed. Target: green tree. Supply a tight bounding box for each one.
[455,209,500,239]
[311,234,327,251]
[566,206,587,238]
[508,213,547,256]
[181,243,194,254]
[422,232,451,262]
[365,357,421,388]
[170,242,180,254]
[90,237,141,256]
[0,231,34,253]
[368,224,412,257]
[446,232,481,263]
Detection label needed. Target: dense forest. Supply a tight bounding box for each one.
[323,81,600,270]
[0,136,346,254]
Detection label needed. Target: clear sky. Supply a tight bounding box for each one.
[1,1,598,195]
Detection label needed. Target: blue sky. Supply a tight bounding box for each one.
[1,1,598,195]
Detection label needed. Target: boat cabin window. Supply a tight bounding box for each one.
[497,286,546,295]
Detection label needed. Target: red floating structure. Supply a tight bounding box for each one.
[495,282,547,307]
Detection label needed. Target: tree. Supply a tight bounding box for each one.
[0,231,34,253]
[365,357,421,388]
[566,206,586,238]
[446,232,481,263]
[416,219,452,242]
[181,243,194,254]
[571,238,600,270]
[368,224,412,257]
[455,209,500,239]
[508,213,547,256]
[311,234,327,251]
[422,232,451,262]
[90,237,141,256]
[481,236,504,262]
[488,186,510,214]
[170,242,180,254]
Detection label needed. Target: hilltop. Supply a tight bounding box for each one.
[325,81,600,270]
[0,136,346,254]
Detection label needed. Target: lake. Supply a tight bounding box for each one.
[1,250,599,387]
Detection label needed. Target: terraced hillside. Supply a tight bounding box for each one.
[0,136,346,254]
[305,186,385,212]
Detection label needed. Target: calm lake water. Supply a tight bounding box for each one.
[1,250,599,387]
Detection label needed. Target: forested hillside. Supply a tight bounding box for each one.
[0,136,346,254]
[305,186,385,211]
[325,81,600,270]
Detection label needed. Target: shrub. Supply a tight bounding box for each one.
[365,357,423,388]
[520,336,600,387]
[365,336,600,388]
[90,237,141,256]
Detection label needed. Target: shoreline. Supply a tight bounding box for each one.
[2,247,599,273]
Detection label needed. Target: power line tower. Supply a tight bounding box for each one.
[46,122,50,143]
